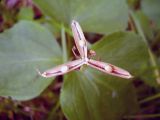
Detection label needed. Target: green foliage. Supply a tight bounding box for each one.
[0,0,159,119]
[61,32,149,120]
[18,7,34,20]
[134,10,153,40]
[33,0,128,34]
[142,0,160,29]
[0,21,61,100]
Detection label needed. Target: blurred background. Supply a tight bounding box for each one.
[0,0,160,120]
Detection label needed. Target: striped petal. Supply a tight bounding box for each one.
[37,59,85,78]
[71,20,87,59]
[88,59,133,79]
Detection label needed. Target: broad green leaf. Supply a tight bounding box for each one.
[33,0,128,34]
[141,0,160,29]
[0,21,61,100]
[60,32,150,120]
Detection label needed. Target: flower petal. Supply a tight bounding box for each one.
[88,59,133,79]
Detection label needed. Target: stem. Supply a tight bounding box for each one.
[130,10,160,84]
[148,49,160,84]
[67,33,73,58]
[61,24,68,62]
[139,93,160,104]
[124,114,160,119]
[47,101,60,120]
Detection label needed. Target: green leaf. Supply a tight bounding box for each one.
[60,32,150,120]
[33,0,128,34]
[0,21,61,100]
[141,0,160,29]
[18,7,34,20]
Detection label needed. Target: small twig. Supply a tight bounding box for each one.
[139,93,160,104]
[47,101,60,120]
[124,114,160,119]
[61,24,68,62]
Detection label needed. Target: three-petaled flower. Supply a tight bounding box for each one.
[37,20,133,79]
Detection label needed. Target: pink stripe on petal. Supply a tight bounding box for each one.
[88,59,133,79]
[37,59,85,78]
[71,20,87,59]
